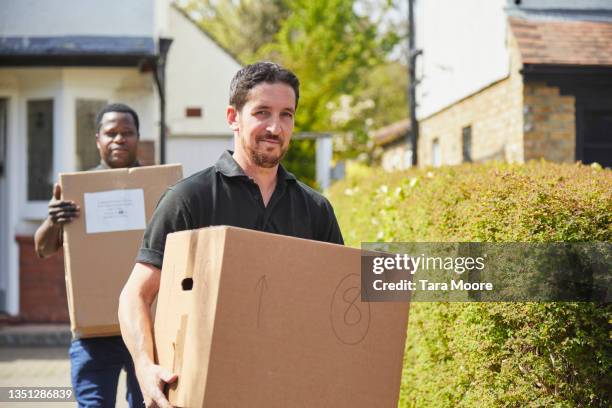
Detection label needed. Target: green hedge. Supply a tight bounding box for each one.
[327,161,612,407]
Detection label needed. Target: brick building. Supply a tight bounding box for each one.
[378,0,612,169]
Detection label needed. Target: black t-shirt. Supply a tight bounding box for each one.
[136,151,344,269]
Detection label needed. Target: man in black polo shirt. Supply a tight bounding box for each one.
[34,103,144,408]
[118,62,343,407]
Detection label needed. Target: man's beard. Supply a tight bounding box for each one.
[242,133,288,168]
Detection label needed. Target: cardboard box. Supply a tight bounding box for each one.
[60,164,182,338]
[154,226,409,408]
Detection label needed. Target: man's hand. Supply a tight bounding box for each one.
[136,360,178,408]
[48,183,79,224]
[34,183,80,258]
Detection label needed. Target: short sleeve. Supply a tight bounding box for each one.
[318,198,344,245]
[136,188,192,269]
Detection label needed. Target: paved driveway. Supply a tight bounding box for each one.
[0,347,129,408]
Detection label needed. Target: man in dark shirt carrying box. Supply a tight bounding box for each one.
[34,103,145,408]
[118,62,343,407]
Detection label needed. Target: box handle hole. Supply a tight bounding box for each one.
[182,278,193,291]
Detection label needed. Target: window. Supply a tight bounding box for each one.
[185,107,203,118]
[76,99,107,170]
[462,125,472,163]
[27,100,54,200]
[432,138,441,167]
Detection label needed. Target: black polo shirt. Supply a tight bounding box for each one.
[136,150,344,269]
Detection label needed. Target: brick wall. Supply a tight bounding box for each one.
[416,26,578,167]
[137,140,156,166]
[16,235,69,323]
[417,31,524,166]
[523,82,575,162]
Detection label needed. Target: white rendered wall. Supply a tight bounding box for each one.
[0,0,155,37]
[167,136,233,177]
[155,0,172,38]
[165,6,242,136]
[415,0,510,120]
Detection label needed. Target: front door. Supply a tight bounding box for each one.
[0,99,7,311]
[577,97,612,168]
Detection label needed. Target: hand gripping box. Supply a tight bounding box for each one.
[60,164,182,338]
[154,226,410,408]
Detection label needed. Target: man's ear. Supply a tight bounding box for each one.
[226,105,239,131]
[95,133,101,150]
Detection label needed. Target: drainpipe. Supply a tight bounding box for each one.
[408,0,421,166]
[153,38,173,164]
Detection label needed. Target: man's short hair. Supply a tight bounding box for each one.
[95,103,140,134]
[229,62,300,112]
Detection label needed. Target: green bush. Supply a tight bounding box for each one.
[282,139,317,188]
[327,161,612,407]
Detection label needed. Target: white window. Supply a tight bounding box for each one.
[27,99,54,201]
[432,138,441,167]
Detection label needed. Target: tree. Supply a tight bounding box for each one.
[178,0,409,183]
[259,0,398,133]
[179,0,290,63]
[256,0,404,175]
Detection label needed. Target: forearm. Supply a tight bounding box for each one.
[118,263,160,368]
[119,291,155,366]
[34,218,62,258]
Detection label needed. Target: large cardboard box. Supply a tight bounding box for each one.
[154,226,410,408]
[60,164,182,338]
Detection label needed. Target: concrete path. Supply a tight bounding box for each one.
[0,325,129,407]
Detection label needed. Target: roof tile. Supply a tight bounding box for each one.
[509,17,612,66]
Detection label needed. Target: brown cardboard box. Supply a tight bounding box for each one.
[60,164,182,338]
[154,226,409,408]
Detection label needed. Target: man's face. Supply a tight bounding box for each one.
[228,82,296,168]
[96,112,139,168]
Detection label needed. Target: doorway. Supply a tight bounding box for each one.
[576,97,612,168]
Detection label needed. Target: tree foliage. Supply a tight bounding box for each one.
[179,0,290,63]
[258,0,398,132]
[178,0,409,182]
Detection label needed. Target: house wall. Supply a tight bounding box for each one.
[166,6,242,137]
[163,6,242,177]
[0,0,155,37]
[167,136,233,177]
[523,82,576,162]
[381,143,413,172]
[415,0,510,120]
[417,31,524,166]
[16,237,68,322]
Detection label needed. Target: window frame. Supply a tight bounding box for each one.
[462,125,472,163]
[21,93,61,220]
